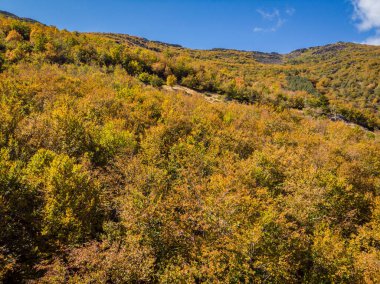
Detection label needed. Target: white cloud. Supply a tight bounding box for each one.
[254,8,294,33]
[257,9,280,21]
[363,33,380,45]
[352,0,380,45]
[253,27,264,32]
[285,8,296,16]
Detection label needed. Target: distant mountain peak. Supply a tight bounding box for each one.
[0,10,40,24]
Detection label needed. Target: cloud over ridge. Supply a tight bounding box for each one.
[352,0,380,45]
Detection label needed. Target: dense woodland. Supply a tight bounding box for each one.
[0,13,380,283]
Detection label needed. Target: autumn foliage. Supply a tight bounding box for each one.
[0,14,380,283]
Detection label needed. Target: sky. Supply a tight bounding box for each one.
[1,0,380,53]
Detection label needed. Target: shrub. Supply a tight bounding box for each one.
[166,74,178,86]
[138,72,151,84]
[10,23,31,40]
[5,30,23,43]
[149,74,164,87]
[287,75,318,95]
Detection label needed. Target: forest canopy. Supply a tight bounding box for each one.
[0,13,380,283]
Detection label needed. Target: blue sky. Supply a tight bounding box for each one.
[1,0,380,53]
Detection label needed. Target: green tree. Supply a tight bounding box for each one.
[26,150,102,245]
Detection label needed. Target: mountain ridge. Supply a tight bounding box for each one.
[0,9,41,24]
[0,10,368,61]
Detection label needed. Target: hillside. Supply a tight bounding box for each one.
[83,32,380,130]
[1,10,380,130]
[0,12,380,283]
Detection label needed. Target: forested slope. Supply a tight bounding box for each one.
[0,13,380,283]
